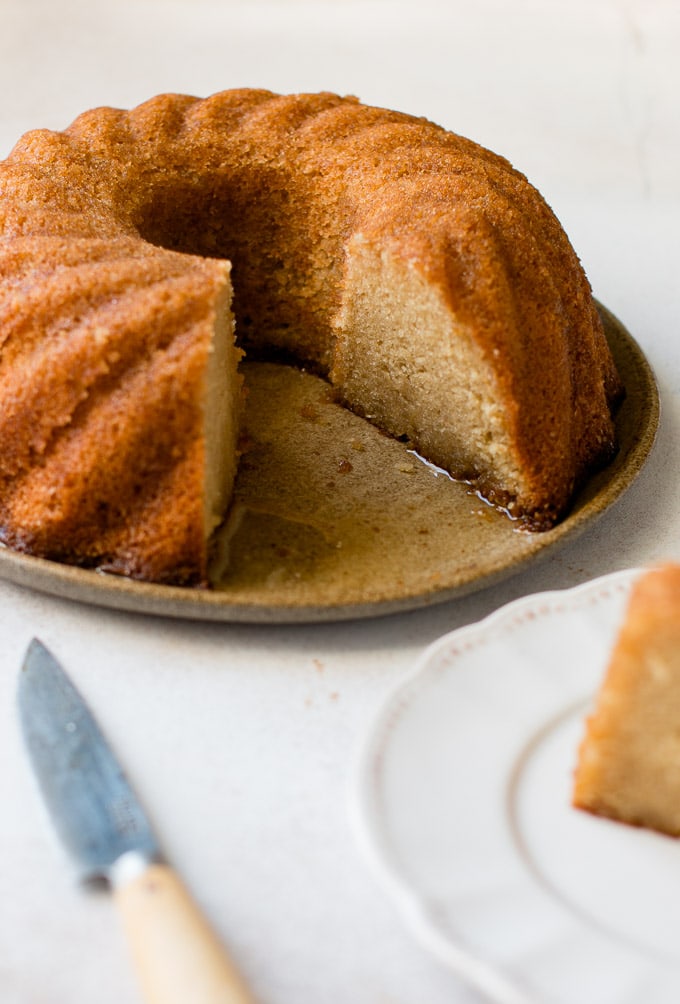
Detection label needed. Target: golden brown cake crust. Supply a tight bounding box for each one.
[573,564,680,836]
[0,90,623,582]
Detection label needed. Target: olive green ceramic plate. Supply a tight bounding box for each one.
[0,305,659,623]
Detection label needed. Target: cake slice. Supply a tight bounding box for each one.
[573,564,680,836]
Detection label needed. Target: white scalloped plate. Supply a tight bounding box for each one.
[351,569,680,1003]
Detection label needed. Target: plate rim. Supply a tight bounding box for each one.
[0,305,659,623]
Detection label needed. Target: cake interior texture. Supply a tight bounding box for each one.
[573,564,680,837]
[203,278,242,540]
[0,89,623,584]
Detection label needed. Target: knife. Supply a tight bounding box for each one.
[17,638,256,1004]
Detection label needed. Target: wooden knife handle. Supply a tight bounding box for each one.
[113,861,256,1004]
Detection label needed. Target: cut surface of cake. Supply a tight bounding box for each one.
[0,89,623,584]
[573,564,680,836]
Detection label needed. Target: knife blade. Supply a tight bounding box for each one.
[18,638,256,1004]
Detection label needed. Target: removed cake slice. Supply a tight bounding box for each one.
[573,564,680,836]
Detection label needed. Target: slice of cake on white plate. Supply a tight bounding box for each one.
[573,563,680,836]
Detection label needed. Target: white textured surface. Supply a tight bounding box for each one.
[0,2,679,1002]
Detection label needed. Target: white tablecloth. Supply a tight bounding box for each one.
[1,2,679,1001]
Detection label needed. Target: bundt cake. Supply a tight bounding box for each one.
[0,89,623,585]
[573,565,680,836]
